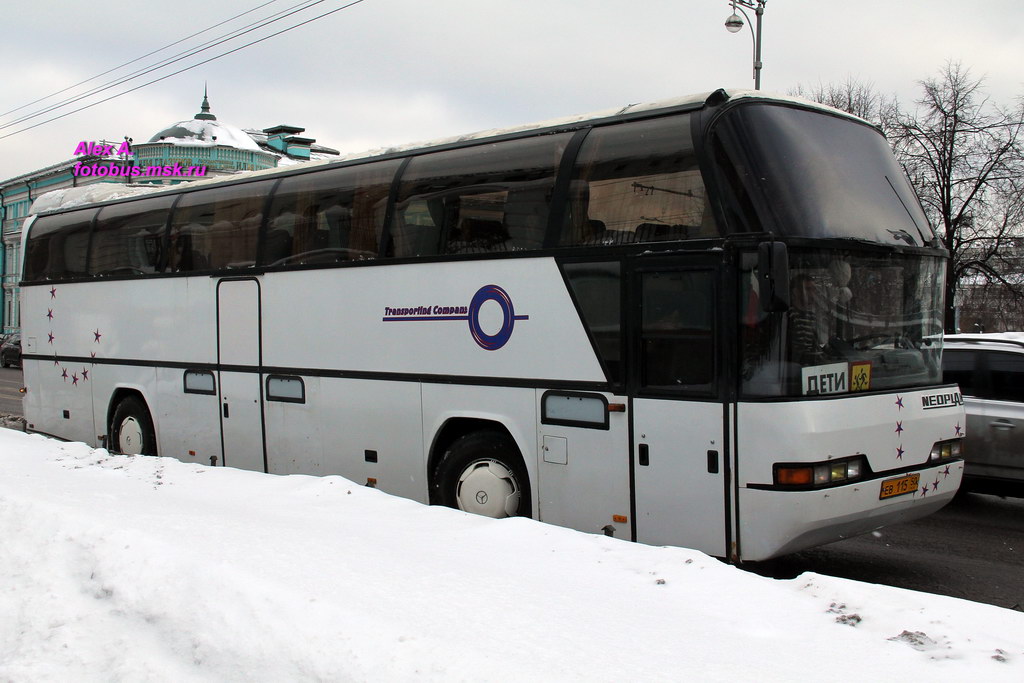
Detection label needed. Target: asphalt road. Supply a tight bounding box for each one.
[1,363,1019,610]
[745,489,1024,611]
[0,365,24,415]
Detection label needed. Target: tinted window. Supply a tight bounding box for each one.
[640,269,715,392]
[559,114,715,247]
[168,180,273,271]
[711,103,933,245]
[91,195,172,275]
[563,261,622,384]
[988,352,1024,402]
[24,209,95,280]
[263,160,399,266]
[391,134,571,257]
[942,349,978,396]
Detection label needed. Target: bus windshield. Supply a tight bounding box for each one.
[711,102,935,247]
[741,249,945,397]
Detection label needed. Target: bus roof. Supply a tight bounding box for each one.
[30,89,868,217]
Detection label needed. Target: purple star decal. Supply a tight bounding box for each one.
[895,421,904,435]
[61,368,68,381]
[895,396,904,410]
[81,369,89,381]
[49,286,57,299]
[47,332,55,345]
[942,465,951,478]
[90,351,96,358]
[53,356,60,367]
[46,308,54,320]
[954,423,963,437]
[71,373,79,386]
[932,479,940,491]
[896,445,905,460]
[93,329,102,343]
[920,486,929,497]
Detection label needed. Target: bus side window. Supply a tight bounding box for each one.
[640,269,715,392]
[92,196,173,276]
[262,161,399,266]
[391,133,572,258]
[168,180,274,272]
[562,261,622,385]
[559,114,717,247]
[23,209,95,281]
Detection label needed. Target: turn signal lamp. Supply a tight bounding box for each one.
[777,466,813,486]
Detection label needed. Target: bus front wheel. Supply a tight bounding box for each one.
[434,431,531,519]
[110,396,157,456]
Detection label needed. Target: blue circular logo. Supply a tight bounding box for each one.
[468,284,518,350]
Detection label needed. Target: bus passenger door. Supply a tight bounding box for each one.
[630,265,729,557]
[217,278,266,472]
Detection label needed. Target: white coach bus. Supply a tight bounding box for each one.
[20,89,965,562]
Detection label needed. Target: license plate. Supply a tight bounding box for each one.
[879,473,920,499]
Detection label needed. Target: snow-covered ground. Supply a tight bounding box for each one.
[1,428,1021,682]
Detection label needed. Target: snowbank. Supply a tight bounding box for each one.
[0,428,1021,681]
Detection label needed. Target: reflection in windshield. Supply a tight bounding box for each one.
[741,250,944,397]
[711,103,935,247]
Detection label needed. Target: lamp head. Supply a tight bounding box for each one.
[725,13,744,32]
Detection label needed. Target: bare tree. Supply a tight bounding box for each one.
[892,62,1024,331]
[790,77,899,136]
[794,65,1024,332]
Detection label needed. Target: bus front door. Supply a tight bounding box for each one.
[216,278,266,472]
[630,266,729,558]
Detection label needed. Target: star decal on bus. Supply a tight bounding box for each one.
[895,445,904,460]
[894,421,903,435]
[942,465,951,478]
[954,423,962,437]
[895,396,904,410]
[71,373,79,386]
[46,309,53,320]
[93,329,102,343]
[49,286,57,299]
[61,368,68,381]
[47,332,55,344]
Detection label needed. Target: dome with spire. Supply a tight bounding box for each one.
[131,88,279,182]
[147,88,261,151]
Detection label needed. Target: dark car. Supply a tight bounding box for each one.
[0,333,21,368]
[942,333,1024,494]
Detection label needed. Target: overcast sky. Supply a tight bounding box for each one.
[1,0,1021,182]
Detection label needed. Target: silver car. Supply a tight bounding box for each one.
[942,333,1024,494]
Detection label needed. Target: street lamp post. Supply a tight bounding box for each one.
[724,0,766,90]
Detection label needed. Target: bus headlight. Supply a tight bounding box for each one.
[774,455,868,489]
[929,438,964,462]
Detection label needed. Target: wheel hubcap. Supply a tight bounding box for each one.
[118,417,144,454]
[455,459,520,518]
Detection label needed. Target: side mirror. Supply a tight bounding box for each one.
[758,241,790,312]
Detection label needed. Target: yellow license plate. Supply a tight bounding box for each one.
[879,473,920,499]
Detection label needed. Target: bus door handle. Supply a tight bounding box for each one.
[223,402,230,419]
[638,444,650,466]
[707,450,719,474]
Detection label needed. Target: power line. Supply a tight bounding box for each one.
[0,0,366,141]
[0,0,332,132]
[0,0,283,120]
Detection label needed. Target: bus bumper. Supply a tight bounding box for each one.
[737,460,964,562]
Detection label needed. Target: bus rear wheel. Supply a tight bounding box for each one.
[110,396,157,456]
[434,431,531,518]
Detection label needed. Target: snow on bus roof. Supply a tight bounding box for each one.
[29,90,865,216]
